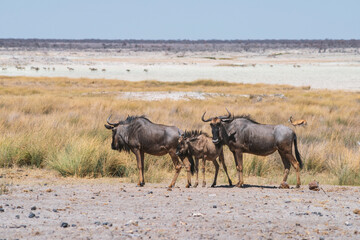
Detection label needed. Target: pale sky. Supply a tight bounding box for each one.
[0,0,359,40]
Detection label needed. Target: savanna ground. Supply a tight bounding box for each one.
[0,45,360,239]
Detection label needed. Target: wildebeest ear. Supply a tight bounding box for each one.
[104,124,113,130]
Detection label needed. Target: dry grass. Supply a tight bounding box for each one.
[0,76,359,186]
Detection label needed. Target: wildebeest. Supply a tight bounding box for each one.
[176,130,232,188]
[202,109,303,188]
[105,115,195,188]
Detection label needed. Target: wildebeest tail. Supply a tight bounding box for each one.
[293,134,303,169]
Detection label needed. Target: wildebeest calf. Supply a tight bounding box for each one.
[176,130,232,187]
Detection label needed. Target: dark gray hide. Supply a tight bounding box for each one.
[203,111,303,188]
[105,115,194,188]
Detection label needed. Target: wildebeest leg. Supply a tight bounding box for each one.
[219,150,232,186]
[168,152,183,188]
[133,149,145,187]
[234,151,244,187]
[283,151,301,188]
[211,159,219,187]
[140,151,145,186]
[182,156,193,188]
[194,158,199,188]
[278,151,291,189]
[201,158,206,187]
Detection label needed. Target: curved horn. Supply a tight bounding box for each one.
[219,108,232,120]
[106,114,122,126]
[201,112,212,122]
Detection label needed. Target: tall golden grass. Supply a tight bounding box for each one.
[0,76,359,186]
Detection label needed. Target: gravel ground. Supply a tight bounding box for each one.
[1,177,359,239]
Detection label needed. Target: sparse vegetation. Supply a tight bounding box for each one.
[0,76,359,185]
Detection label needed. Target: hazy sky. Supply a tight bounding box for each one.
[1,0,359,40]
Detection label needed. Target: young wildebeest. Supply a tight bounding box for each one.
[176,130,232,187]
[202,109,303,188]
[105,115,195,188]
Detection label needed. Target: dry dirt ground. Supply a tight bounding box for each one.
[0,169,360,239]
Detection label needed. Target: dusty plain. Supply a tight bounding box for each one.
[1,46,360,91]
[0,169,360,240]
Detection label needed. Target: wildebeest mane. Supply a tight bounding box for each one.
[124,115,152,124]
[183,130,210,138]
[232,114,260,124]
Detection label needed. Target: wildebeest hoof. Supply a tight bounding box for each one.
[228,180,233,186]
[279,182,290,189]
[185,184,191,188]
[296,184,301,188]
[202,183,206,187]
[235,182,243,188]
[193,183,198,188]
[136,183,145,187]
[211,184,216,188]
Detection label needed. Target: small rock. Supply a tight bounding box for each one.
[147,191,153,194]
[312,212,323,217]
[31,206,37,211]
[125,220,138,226]
[192,212,203,217]
[102,222,112,227]
[212,205,217,208]
[284,200,291,203]
[309,180,320,191]
[353,209,360,215]
[319,237,325,240]
[61,222,69,228]
[28,212,36,218]
[52,209,58,213]
[0,208,4,212]
[46,188,52,192]
[94,221,101,225]
[71,224,77,227]
[208,194,216,197]
[15,215,20,219]
[345,221,352,226]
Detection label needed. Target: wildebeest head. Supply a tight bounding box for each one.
[176,134,188,156]
[175,131,199,156]
[202,109,233,144]
[104,115,130,152]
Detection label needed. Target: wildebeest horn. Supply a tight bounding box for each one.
[220,108,234,122]
[219,108,232,120]
[201,112,212,122]
[106,114,122,126]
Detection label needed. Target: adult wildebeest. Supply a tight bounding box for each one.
[105,115,195,188]
[202,109,303,188]
[176,130,232,188]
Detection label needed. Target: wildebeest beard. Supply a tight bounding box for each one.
[114,126,131,153]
